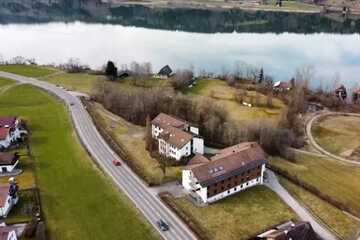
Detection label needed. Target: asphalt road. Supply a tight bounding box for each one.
[0,71,198,240]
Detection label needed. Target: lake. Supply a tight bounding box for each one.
[0,22,359,88]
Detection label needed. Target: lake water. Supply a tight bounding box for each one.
[0,22,359,88]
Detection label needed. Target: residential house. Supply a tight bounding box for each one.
[151,113,204,161]
[0,225,17,240]
[0,153,19,174]
[182,142,266,203]
[155,65,173,79]
[0,182,19,218]
[273,81,291,92]
[0,117,27,151]
[256,220,319,240]
[335,85,347,101]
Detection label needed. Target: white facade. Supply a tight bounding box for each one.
[0,160,19,173]
[0,134,12,149]
[183,164,266,203]
[192,137,204,155]
[0,123,27,150]
[0,196,18,218]
[7,230,17,240]
[159,139,191,161]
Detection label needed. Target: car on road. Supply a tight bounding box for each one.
[156,219,169,231]
[112,159,121,166]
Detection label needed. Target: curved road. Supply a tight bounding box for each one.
[0,71,197,240]
[306,111,360,166]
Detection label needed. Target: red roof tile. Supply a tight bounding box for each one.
[152,113,188,129]
[0,128,10,141]
[0,117,16,128]
[159,126,192,149]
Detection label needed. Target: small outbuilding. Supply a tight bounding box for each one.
[335,85,347,101]
[155,65,173,79]
[273,81,291,92]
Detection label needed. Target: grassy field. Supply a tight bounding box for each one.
[187,79,284,125]
[0,84,158,240]
[312,115,360,160]
[0,77,15,88]
[90,102,181,185]
[269,153,360,219]
[279,177,360,238]
[170,185,296,240]
[0,65,57,78]
[44,73,103,93]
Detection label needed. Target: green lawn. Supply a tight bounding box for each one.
[187,79,284,125]
[0,65,57,78]
[0,84,158,240]
[44,72,103,94]
[269,154,360,219]
[170,185,296,240]
[312,115,360,160]
[279,177,360,238]
[0,77,15,88]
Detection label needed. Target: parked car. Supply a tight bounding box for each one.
[112,159,121,166]
[156,219,169,231]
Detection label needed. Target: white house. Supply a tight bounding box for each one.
[151,113,204,160]
[0,183,19,218]
[0,117,27,150]
[0,225,17,240]
[182,142,266,203]
[0,153,19,174]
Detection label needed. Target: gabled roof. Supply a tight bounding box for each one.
[152,113,188,130]
[159,126,192,149]
[0,128,10,141]
[258,221,318,240]
[190,142,266,187]
[0,153,18,166]
[273,81,290,89]
[186,154,210,169]
[0,185,9,208]
[0,117,16,128]
[335,85,347,92]
[158,65,173,76]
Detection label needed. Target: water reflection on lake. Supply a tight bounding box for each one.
[0,22,359,87]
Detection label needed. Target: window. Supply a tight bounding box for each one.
[234,187,237,191]
[246,182,249,186]
[227,190,230,194]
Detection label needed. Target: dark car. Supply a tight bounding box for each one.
[112,159,121,166]
[156,219,169,231]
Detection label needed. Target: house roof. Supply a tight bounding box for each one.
[159,126,192,149]
[0,185,9,208]
[0,153,18,166]
[0,128,10,141]
[189,142,266,187]
[186,154,210,169]
[152,113,188,130]
[0,226,16,240]
[273,81,290,89]
[158,65,173,76]
[258,221,318,240]
[335,85,347,92]
[0,117,16,128]
[353,88,360,95]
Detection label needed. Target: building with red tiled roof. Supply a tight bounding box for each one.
[0,225,17,240]
[0,153,19,174]
[0,117,27,151]
[182,142,266,203]
[151,113,203,161]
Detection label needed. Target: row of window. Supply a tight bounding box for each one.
[208,177,261,197]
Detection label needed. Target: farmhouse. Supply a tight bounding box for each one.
[273,81,291,92]
[0,153,19,174]
[152,113,204,161]
[0,117,27,150]
[155,65,173,79]
[182,142,266,203]
[335,85,347,101]
[0,225,17,240]
[256,220,318,240]
[0,182,19,218]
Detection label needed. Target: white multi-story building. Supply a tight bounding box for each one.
[0,117,27,150]
[151,113,204,161]
[0,184,18,218]
[182,142,267,203]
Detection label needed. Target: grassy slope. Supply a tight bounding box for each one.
[0,65,57,78]
[312,116,360,158]
[279,177,359,238]
[173,186,296,240]
[0,84,158,240]
[187,79,284,125]
[92,103,181,185]
[269,154,360,218]
[0,77,15,88]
